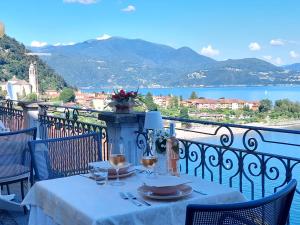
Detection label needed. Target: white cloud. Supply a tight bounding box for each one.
[248,42,261,51]
[270,39,285,46]
[200,45,220,57]
[96,34,111,40]
[290,50,299,58]
[25,52,51,56]
[52,42,76,46]
[63,0,97,4]
[263,55,272,61]
[66,42,76,46]
[274,57,283,65]
[31,41,48,48]
[122,5,136,12]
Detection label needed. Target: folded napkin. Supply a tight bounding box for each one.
[142,175,191,188]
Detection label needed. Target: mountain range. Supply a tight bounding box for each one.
[30,37,300,88]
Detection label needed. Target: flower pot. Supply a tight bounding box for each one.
[115,104,132,113]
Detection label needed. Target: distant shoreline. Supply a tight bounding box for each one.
[80,84,300,90]
[175,120,300,140]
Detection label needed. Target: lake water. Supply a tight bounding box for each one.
[82,85,300,102]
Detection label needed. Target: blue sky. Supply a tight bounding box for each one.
[0,0,299,65]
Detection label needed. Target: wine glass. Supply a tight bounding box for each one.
[141,150,158,177]
[109,142,126,186]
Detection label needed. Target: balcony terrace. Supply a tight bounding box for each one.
[0,99,300,225]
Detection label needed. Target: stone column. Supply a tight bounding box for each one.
[18,101,40,135]
[98,112,145,165]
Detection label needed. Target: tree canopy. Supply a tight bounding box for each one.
[143,92,158,111]
[190,91,198,99]
[259,99,272,112]
[0,35,68,92]
[59,88,75,103]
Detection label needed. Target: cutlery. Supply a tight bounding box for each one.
[119,192,142,206]
[127,192,151,206]
[193,189,208,195]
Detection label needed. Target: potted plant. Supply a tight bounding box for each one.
[107,89,142,113]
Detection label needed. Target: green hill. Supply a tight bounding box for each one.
[0,35,68,92]
[30,37,299,88]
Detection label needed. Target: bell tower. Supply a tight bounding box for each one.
[29,61,38,95]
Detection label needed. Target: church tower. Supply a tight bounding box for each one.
[29,62,38,95]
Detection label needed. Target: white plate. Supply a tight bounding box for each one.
[108,170,135,179]
[141,175,191,188]
[138,184,193,200]
[82,169,135,180]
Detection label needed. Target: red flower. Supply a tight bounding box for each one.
[119,89,126,96]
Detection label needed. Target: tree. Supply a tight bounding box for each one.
[190,91,198,99]
[59,88,75,103]
[24,93,37,102]
[179,107,191,128]
[259,99,272,113]
[179,107,189,119]
[143,92,157,111]
[170,96,179,108]
[0,87,7,99]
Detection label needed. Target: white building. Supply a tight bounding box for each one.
[0,62,38,100]
[0,76,32,99]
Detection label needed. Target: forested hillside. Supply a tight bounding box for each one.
[0,35,68,92]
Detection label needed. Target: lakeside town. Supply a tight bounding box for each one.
[3,64,300,132]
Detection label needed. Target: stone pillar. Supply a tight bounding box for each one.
[18,101,40,135]
[98,112,145,165]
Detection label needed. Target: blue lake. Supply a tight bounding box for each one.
[82,85,300,102]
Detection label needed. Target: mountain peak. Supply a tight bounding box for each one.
[28,36,299,88]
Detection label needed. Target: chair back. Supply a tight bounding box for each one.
[0,127,37,182]
[186,179,297,225]
[29,132,102,181]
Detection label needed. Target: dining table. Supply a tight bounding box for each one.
[22,171,246,225]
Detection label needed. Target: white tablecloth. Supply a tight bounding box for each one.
[22,174,246,225]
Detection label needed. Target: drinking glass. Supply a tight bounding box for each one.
[94,168,108,185]
[109,142,126,186]
[141,150,158,177]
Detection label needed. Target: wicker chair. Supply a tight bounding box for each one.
[0,128,37,200]
[185,179,297,225]
[29,132,102,182]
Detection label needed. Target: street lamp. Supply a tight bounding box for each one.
[0,21,5,38]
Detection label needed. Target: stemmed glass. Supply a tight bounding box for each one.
[109,141,126,186]
[141,150,158,178]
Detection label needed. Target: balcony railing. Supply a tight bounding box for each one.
[137,117,300,224]
[0,100,24,131]
[38,103,109,160]
[1,100,300,223]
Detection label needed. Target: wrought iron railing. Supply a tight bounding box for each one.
[0,100,24,131]
[136,117,300,224]
[38,104,109,160]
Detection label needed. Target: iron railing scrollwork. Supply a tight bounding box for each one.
[38,104,109,160]
[0,100,24,131]
[136,117,300,224]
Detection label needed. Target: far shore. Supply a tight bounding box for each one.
[175,120,300,140]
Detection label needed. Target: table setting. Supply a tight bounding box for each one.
[21,112,246,225]
[22,142,246,225]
